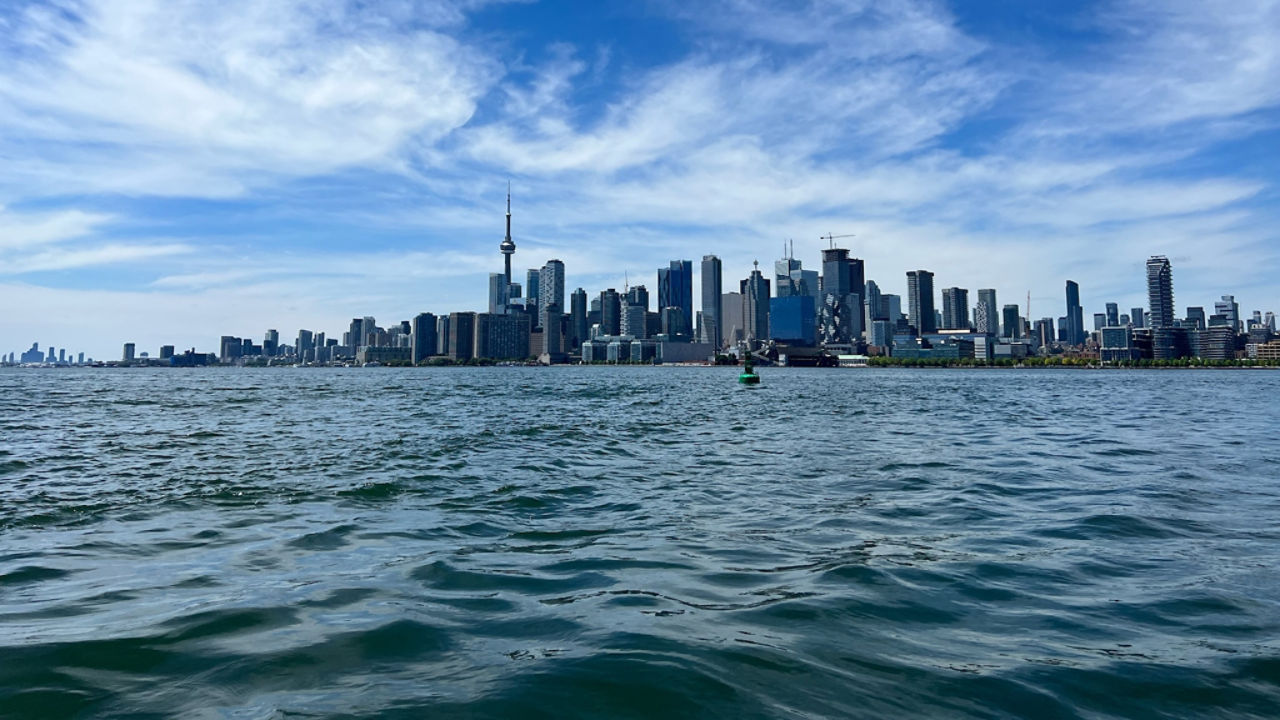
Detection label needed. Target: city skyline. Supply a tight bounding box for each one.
[1,1,1278,356]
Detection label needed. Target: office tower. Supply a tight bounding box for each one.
[1002,304,1020,339]
[941,287,970,330]
[864,280,884,323]
[1131,307,1145,329]
[524,269,540,325]
[973,289,998,335]
[885,294,903,327]
[488,273,510,314]
[775,254,819,299]
[1214,295,1240,333]
[770,296,816,345]
[1146,256,1174,329]
[570,288,588,350]
[1266,311,1277,332]
[1064,280,1084,345]
[77,352,84,365]
[657,260,693,334]
[600,289,621,336]
[1105,302,1119,328]
[542,303,563,354]
[721,292,745,345]
[412,312,437,364]
[1093,313,1106,332]
[122,343,136,362]
[263,329,278,356]
[906,270,937,334]
[701,255,723,348]
[447,312,475,361]
[819,248,863,343]
[218,337,240,362]
[361,317,377,347]
[626,284,650,312]
[1119,313,1130,326]
[1033,318,1056,347]
[296,330,314,361]
[347,318,363,348]
[1058,315,1070,342]
[1185,307,1205,331]
[742,263,771,344]
[474,312,530,360]
[539,259,565,329]
[314,333,326,363]
[57,348,65,363]
[159,346,174,360]
[622,303,647,339]
[436,315,451,356]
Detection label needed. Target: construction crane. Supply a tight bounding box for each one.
[820,232,856,249]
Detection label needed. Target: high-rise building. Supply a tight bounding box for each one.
[122,343,135,362]
[627,284,650,312]
[819,248,863,343]
[701,255,723,348]
[941,287,970,330]
[474,312,530,360]
[622,303,647,339]
[411,312,437,364]
[525,269,541,326]
[1214,295,1240,333]
[658,260,693,335]
[539,260,565,331]
[1131,307,1145,329]
[742,262,770,344]
[1105,302,1119,328]
[975,289,999,335]
[1146,256,1174,329]
[436,315,451,356]
[1093,313,1106,332]
[447,312,475,361]
[488,273,510,315]
[570,288,588,351]
[1065,280,1085,345]
[600,289,621,336]
[770,296,816,345]
[1185,306,1206,331]
[907,270,937,334]
[721,292,745,345]
[865,280,885,323]
[1002,304,1021,339]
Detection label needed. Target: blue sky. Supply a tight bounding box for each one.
[1,0,1277,357]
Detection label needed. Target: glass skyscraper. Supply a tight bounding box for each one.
[1146,256,1174,329]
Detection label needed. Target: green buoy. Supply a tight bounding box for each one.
[739,353,760,385]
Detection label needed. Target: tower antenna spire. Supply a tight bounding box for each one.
[499,182,516,287]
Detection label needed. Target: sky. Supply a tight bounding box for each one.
[1,0,1278,358]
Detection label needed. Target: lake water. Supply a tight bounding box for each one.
[1,367,1278,719]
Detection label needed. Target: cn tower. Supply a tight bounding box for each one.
[499,183,515,286]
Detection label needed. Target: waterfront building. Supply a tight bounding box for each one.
[870,320,894,349]
[701,255,723,348]
[622,303,647,339]
[770,295,816,346]
[1001,304,1021,339]
[542,303,563,356]
[819,248,864,343]
[1152,325,1190,360]
[906,270,937,334]
[123,343,136,362]
[660,306,690,341]
[658,260,693,337]
[1198,325,1236,360]
[1214,295,1240,333]
[447,312,476,361]
[159,345,174,360]
[1185,306,1206,330]
[411,313,437,364]
[1100,326,1138,363]
[975,289,999,336]
[435,316,451,356]
[1146,256,1174,329]
[474,312,530,360]
[1033,318,1056,348]
[941,287,970,330]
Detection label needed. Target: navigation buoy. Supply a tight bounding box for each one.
[739,353,760,385]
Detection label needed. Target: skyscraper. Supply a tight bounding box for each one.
[1146,256,1174,329]
[1065,281,1085,345]
[941,287,970,330]
[569,288,588,350]
[539,259,565,331]
[411,312,437,364]
[1214,295,1240,333]
[1131,307,1145,329]
[600,289,621,336]
[1185,306,1205,330]
[447,312,475,361]
[658,260,693,335]
[819,248,862,343]
[1105,302,1119,328]
[975,289,999,335]
[1002,304,1021,339]
[701,255,723,348]
[907,270,937,334]
[525,268,541,326]
[742,262,770,344]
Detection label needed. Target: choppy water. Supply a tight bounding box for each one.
[1,367,1278,719]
